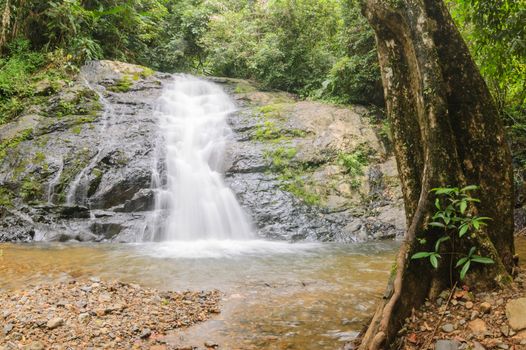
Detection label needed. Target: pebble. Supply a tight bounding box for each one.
[441,324,455,333]
[435,339,459,350]
[140,328,152,339]
[204,341,219,348]
[78,313,90,323]
[1,279,221,349]
[465,301,473,309]
[46,317,64,330]
[472,342,485,350]
[25,342,45,350]
[468,318,487,334]
[479,302,492,314]
[3,323,13,335]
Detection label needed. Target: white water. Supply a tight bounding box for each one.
[145,75,253,241]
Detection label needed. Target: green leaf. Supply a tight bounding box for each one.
[455,256,469,268]
[435,198,441,210]
[473,220,480,230]
[411,252,432,259]
[435,236,450,252]
[468,246,476,257]
[430,254,439,269]
[460,200,467,214]
[460,260,471,280]
[471,256,495,264]
[466,198,481,203]
[459,224,469,237]
[429,222,445,228]
[460,185,479,192]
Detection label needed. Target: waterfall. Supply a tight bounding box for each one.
[145,75,253,241]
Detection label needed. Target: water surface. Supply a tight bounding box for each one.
[0,240,398,349]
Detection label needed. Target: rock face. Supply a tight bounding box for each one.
[217,78,404,241]
[0,61,167,242]
[0,61,404,242]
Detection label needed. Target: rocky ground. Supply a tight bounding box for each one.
[0,279,221,350]
[396,270,526,350]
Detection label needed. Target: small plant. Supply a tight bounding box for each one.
[411,185,494,281]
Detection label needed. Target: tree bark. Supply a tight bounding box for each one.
[357,1,515,349]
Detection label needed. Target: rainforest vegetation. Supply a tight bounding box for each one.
[1,0,524,124]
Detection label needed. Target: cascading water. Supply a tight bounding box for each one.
[145,75,253,241]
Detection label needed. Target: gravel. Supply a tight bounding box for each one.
[0,279,221,349]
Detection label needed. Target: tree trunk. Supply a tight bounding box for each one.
[357,1,515,349]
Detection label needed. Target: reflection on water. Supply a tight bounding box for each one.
[0,240,398,349]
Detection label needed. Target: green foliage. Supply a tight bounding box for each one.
[338,149,368,177]
[411,185,494,281]
[201,0,381,104]
[448,0,525,127]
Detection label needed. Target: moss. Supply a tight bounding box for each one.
[0,188,14,207]
[108,75,133,93]
[264,146,298,172]
[254,121,282,141]
[20,176,43,202]
[263,146,321,205]
[279,174,321,205]
[234,82,257,94]
[140,67,154,78]
[34,151,46,163]
[55,100,76,118]
[257,103,287,119]
[0,129,33,161]
[71,125,82,135]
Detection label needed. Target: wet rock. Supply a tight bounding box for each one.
[505,298,526,331]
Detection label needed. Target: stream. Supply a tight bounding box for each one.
[0,240,398,349]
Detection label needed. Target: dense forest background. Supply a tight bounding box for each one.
[0,0,524,178]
